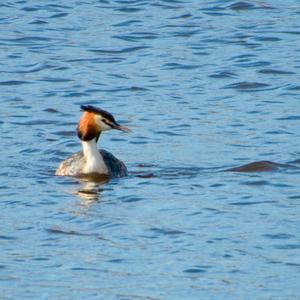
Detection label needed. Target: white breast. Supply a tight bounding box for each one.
[82,139,108,174]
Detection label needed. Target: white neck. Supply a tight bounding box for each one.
[81,138,108,174]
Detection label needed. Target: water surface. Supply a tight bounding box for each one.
[1,0,300,299]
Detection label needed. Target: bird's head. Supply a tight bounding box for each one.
[77,105,130,141]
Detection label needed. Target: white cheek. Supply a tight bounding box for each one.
[100,121,111,131]
[95,116,111,131]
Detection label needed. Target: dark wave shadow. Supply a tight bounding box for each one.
[131,159,300,178]
[45,226,119,246]
[224,161,298,172]
[131,163,211,180]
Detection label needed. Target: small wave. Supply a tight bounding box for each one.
[225,161,295,172]
[228,1,273,11]
[62,92,90,98]
[114,7,142,13]
[46,227,110,242]
[0,36,52,43]
[229,200,277,206]
[113,20,142,27]
[259,69,294,75]
[254,36,281,42]
[0,80,31,85]
[241,180,271,186]
[263,234,294,240]
[235,61,271,68]
[131,164,208,180]
[184,267,209,274]
[11,119,58,126]
[209,71,236,79]
[0,235,17,240]
[44,108,59,113]
[162,63,200,70]
[15,63,53,74]
[154,130,184,136]
[148,227,185,236]
[172,29,201,37]
[114,32,158,42]
[169,13,193,19]
[276,116,300,121]
[90,46,148,55]
[286,85,300,91]
[274,244,300,250]
[228,2,256,10]
[119,195,144,203]
[29,20,48,25]
[224,81,270,91]
[50,13,68,18]
[52,130,75,137]
[281,31,300,35]
[39,77,73,83]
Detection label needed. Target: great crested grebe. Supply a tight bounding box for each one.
[55,105,130,178]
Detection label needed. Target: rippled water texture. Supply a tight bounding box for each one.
[1,1,300,299]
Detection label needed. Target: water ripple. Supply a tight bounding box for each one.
[90,46,149,55]
[224,81,270,91]
[1,1,299,299]
[0,80,31,85]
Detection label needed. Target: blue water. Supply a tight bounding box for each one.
[1,0,300,299]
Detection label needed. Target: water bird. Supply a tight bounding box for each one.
[56,105,130,178]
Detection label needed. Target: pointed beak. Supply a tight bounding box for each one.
[113,123,131,132]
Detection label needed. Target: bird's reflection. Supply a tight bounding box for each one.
[74,173,109,206]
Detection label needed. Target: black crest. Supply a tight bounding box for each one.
[80,105,117,124]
